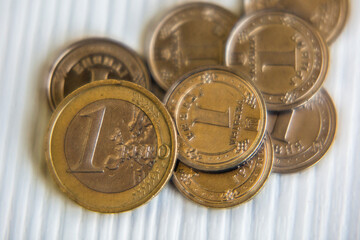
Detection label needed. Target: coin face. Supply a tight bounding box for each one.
[165,67,267,172]
[172,134,273,208]
[225,11,329,111]
[267,88,336,173]
[146,2,237,90]
[47,38,151,110]
[244,0,349,44]
[45,80,177,212]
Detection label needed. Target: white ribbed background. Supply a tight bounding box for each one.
[0,0,359,239]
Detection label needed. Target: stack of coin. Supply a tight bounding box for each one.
[44,0,348,212]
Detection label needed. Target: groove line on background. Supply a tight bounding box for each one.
[0,0,33,237]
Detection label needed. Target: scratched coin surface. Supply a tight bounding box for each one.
[267,88,336,173]
[45,80,177,213]
[173,134,273,208]
[225,11,329,111]
[164,67,267,172]
[244,0,349,44]
[146,2,237,90]
[47,38,150,110]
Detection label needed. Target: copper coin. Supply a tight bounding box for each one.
[47,38,151,110]
[164,67,267,172]
[244,0,349,44]
[267,88,336,173]
[45,80,177,213]
[172,133,273,208]
[225,11,329,111]
[146,2,237,90]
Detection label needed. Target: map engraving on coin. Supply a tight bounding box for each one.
[225,11,329,111]
[45,80,176,213]
[165,67,266,172]
[267,88,336,173]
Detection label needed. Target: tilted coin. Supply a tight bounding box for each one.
[172,134,273,208]
[164,67,267,172]
[45,80,177,213]
[267,88,336,173]
[225,11,329,111]
[146,2,237,90]
[47,38,151,110]
[244,0,349,44]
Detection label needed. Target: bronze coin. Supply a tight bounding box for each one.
[225,11,329,111]
[244,0,349,44]
[172,133,273,208]
[267,88,336,173]
[47,38,151,110]
[45,80,177,213]
[164,67,267,172]
[146,2,237,90]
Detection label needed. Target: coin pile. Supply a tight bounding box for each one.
[44,1,347,212]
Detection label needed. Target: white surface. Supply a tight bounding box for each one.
[0,0,359,239]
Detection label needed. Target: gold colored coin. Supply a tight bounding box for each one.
[244,0,349,44]
[47,38,151,110]
[267,88,336,173]
[225,11,329,111]
[146,2,237,90]
[45,80,177,213]
[165,67,267,172]
[172,134,273,208]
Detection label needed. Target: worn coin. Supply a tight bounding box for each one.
[45,80,177,213]
[244,0,349,44]
[164,67,267,172]
[225,11,329,111]
[47,38,150,110]
[172,133,273,208]
[267,88,336,173]
[146,2,237,90]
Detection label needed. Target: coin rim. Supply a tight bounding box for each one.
[164,65,267,172]
[46,38,151,111]
[225,11,329,111]
[172,132,274,208]
[272,88,337,173]
[44,80,177,213]
[243,0,350,44]
[145,2,237,91]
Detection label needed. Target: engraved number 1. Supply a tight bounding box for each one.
[270,110,294,143]
[69,107,106,173]
[191,105,231,128]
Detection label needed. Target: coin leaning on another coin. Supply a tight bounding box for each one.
[172,133,273,208]
[267,88,336,173]
[244,0,349,44]
[164,66,267,172]
[146,2,237,91]
[225,11,329,111]
[47,38,151,110]
[45,80,177,213]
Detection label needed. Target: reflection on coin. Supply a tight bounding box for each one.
[225,11,329,111]
[244,0,349,44]
[267,88,336,173]
[47,38,151,110]
[146,2,237,90]
[45,80,177,213]
[173,134,273,208]
[165,67,267,172]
